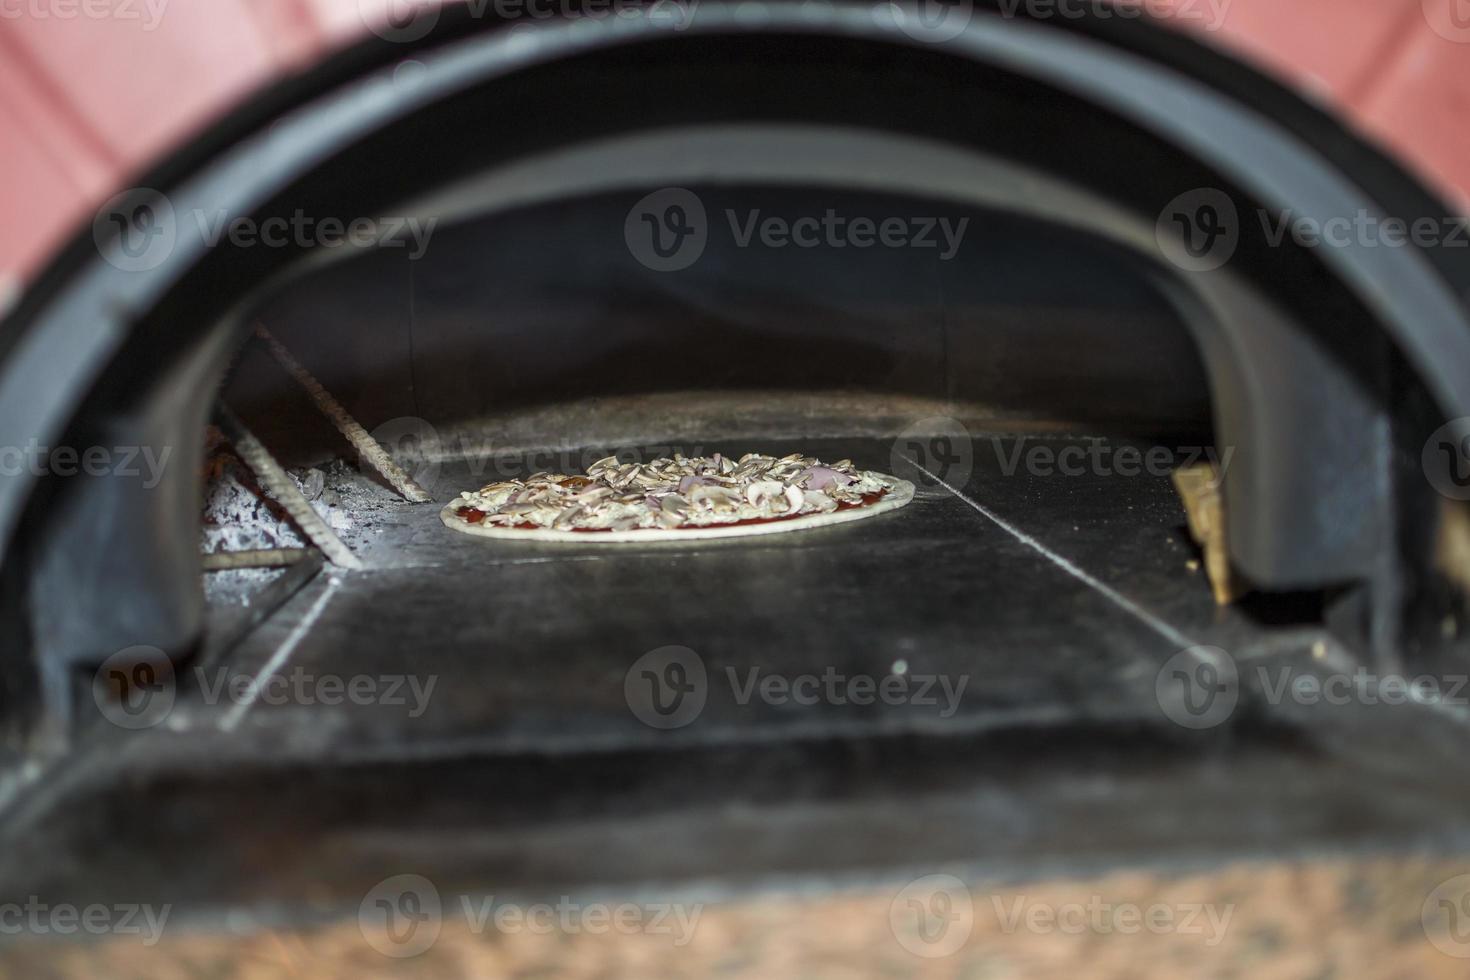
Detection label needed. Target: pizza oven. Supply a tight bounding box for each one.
[2,3,1470,971]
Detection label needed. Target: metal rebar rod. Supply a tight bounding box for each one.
[201,548,312,570]
[254,324,434,503]
[215,404,364,570]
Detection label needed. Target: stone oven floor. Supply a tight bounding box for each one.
[4,435,1470,958]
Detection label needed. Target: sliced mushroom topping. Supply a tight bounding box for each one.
[745,479,786,508]
[452,452,890,531]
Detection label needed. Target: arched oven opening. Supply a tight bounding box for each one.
[0,6,1467,941]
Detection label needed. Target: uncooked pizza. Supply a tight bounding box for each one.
[441,453,914,541]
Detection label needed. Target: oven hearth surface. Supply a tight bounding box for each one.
[5,436,1470,937]
[186,435,1280,755]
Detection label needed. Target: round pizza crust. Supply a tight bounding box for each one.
[440,475,915,543]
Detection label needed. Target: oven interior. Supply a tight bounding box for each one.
[1,17,1469,953]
